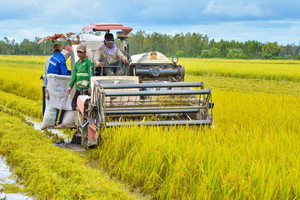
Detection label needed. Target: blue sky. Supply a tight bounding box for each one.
[0,0,300,45]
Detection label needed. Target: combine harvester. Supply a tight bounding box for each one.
[39,24,214,148]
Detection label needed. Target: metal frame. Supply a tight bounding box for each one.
[132,63,185,82]
[91,81,213,127]
[90,65,123,76]
[90,65,131,76]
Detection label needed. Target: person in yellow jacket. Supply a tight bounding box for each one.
[66,44,94,110]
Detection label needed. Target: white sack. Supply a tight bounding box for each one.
[41,99,75,129]
[47,74,72,110]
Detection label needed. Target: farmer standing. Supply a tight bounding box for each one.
[46,44,72,127]
[66,44,94,110]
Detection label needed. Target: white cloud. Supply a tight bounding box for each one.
[134,20,300,45]
[202,0,273,18]
[18,28,50,41]
[0,0,299,45]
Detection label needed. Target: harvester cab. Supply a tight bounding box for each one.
[38,23,214,148]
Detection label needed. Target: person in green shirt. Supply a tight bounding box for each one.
[66,44,94,110]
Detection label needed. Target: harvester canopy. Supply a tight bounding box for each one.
[80,24,133,35]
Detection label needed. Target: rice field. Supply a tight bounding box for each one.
[0,55,299,199]
[183,58,300,82]
[93,91,300,199]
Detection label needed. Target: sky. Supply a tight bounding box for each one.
[0,0,300,45]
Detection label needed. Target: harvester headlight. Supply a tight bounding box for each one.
[172,56,178,63]
[150,51,158,59]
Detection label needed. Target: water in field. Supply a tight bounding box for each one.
[25,117,70,142]
[24,117,85,152]
[0,157,32,200]
[23,118,150,199]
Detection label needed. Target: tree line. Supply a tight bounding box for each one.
[1,32,300,59]
[0,37,68,55]
[128,31,300,59]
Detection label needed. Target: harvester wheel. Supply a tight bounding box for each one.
[71,132,82,145]
[178,65,185,81]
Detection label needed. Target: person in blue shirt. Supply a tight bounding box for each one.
[45,44,72,127]
[42,44,72,115]
[47,44,71,77]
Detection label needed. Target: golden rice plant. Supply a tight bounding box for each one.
[0,90,41,119]
[0,55,72,101]
[0,65,43,100]
[186,74,300,97]
[92,90,300,199]
[0,112,140,200]
[0,56,299,199]
[0,55,48,65]
[181,58,300,82]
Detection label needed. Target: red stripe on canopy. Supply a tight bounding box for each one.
[81,24,133,35]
